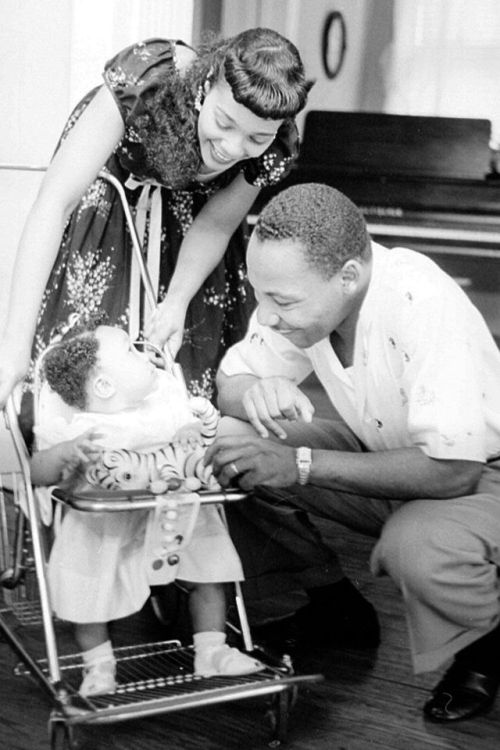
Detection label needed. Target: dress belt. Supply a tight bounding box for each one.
[125,175,163,338]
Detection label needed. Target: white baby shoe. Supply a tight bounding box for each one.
[194,644,265,677]
[79,657,117,697]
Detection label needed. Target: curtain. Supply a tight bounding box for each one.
[384,0,500,147]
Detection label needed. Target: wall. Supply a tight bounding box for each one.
[221,0,394,132]
[0,0,193,332]
[0,0,72,328]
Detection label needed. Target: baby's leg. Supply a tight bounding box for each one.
[75,622,116,696]
[188,582,226,633]
[75,621,110,652]
[184,581,265,677]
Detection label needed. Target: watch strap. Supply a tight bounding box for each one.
[295,446,312,485]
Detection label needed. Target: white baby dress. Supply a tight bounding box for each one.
[36,371,243,623]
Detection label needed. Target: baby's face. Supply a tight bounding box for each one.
[94,326,158,407]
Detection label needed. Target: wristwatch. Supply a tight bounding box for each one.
[295,446,312,485]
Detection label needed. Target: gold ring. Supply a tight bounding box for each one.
[230,462,239,476]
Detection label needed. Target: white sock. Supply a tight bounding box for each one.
[82,639,114,667]
[193,631,226,652]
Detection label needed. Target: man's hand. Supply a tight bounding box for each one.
[241,376,315,439]
[204,434,298,491]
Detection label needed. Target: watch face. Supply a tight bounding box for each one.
[322,11,347,79]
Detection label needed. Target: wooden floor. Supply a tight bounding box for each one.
[1,532,500,750]
[1,377,499,749]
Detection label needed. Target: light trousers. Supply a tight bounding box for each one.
[224,417,500,673]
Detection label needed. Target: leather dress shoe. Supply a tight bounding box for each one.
[424,661,500,722]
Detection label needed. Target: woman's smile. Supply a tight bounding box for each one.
[209,141,234,165]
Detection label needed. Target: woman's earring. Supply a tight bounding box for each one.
[194,85,203,112]
[194,73,212,113]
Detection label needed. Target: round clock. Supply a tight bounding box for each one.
[321,11,347,79]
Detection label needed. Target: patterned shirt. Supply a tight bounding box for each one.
[220,243,500,462]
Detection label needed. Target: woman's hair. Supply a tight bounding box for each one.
[255,184,371,279]
[194,27,312,119]
[43,330,99,410]
[137,28,311,187]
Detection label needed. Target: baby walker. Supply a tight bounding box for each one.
[0,168,323,749]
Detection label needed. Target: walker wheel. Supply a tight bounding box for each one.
[49,715,79,750]
[265,686,295,746]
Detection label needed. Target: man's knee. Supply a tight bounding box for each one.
[372,501,489,597]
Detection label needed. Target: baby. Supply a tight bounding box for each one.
[32,323,263,696]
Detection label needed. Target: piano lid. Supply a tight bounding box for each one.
[298,111,493,181]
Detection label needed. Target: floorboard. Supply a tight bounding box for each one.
[2,531,499,750]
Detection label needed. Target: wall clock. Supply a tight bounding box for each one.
[321,10,347,79]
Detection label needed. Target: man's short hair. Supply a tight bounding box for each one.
[254,183,370,278]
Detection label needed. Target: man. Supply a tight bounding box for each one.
[205,183,500,722]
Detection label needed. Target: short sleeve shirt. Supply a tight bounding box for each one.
[221,243,500,462]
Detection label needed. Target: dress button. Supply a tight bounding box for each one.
[167,554,180,566]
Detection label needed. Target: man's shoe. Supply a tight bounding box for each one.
[423,661,500,722]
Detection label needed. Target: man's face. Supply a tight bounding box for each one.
[94,326,158,406]
[247,235,348,348]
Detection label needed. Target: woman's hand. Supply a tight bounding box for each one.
[145,297,188,359]
[241,376,315,440]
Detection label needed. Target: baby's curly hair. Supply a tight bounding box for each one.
[43,327,101,410]
[255,184,371,279]
[136,28,312,188]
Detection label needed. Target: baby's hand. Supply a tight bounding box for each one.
[172,421,203,450]
[59,428,104,482]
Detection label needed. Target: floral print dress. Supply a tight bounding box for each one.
[22,38,299,431]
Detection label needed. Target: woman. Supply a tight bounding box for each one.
[0,28,311,420]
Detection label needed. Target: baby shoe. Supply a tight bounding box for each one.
[79,657,117,697]
[194,644,265,677]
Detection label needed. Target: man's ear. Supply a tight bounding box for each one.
[340,260,362,292]
[91,374,116,400]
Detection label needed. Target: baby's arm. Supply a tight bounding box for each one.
[30,429,102,486]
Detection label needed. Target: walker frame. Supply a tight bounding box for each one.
[0,166,323,749]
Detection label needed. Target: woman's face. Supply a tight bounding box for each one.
[197,78,283,171]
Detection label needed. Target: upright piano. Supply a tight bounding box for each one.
[250,111,500,343]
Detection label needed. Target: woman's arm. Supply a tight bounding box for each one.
[0,85,124,407]
[145,173,260,355]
